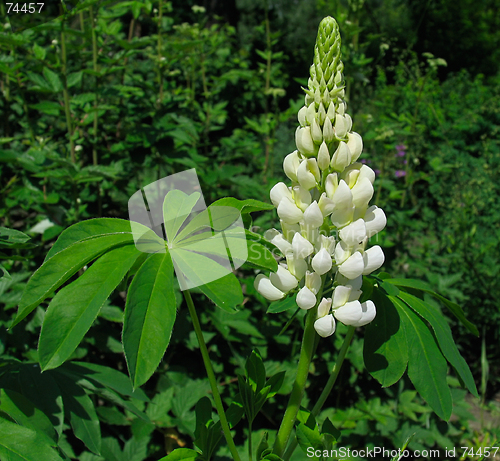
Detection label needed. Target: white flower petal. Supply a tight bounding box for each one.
[364,206,387,237]
[303,201,324,227]
[339,219,367,247]
[296,126,315,156]
[305,271,322,294]
[334,240,351,265]
[268,233,293,256]
[277,197,304,224]
[318,193,335,217]
[283,151,301,182]
[286,255,308,280]
[335,114,348,139]
[311,117,323,144]
[359,164,375,184]
[330,141,351,171]
[333,285,352,308]
[362,245,385,275]
[336,273,363,291]
[254,274,285,301]
[318,141,330,171]
[292,185,312,212]
[356,300,376,326]
[270,182,292,208]
[322,116,334,143]
[314,314,336,337]
[297,158,317,190]
[317,297,333,318]
[346,132,363,162]
[292,232,314,259]
[298,106,307,127]
[351,177,374,209]
[270,265,298,292]
[297,286,317,310]
[325,173,338,198]
[334,300,363,325]
[338,251,364,279]
[332,180,352,206]
[330,206,354,229]
[311,248,333,275]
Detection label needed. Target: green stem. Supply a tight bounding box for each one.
[183,290,242,461]
[60,22,75,163]
[273,305,318,457]
[90,5,98,166]
[283,326,355,461]
[156,0,163,108]
[248,421,253,461]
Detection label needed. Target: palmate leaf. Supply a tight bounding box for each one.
[123,251,177,389]
[38,245,141,371]
[13,233,134,327]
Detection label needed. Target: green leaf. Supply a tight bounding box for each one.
[245,241,278,272]
[267,295,297,314]
[157,448,200,461]
[163,190,201,243]
[33,43,46,60]
[61,362,149,402]
[56,372,101,455]
[0,417,64,461]
[42,67,63,92]
[194,397,222,460]
[30,101,62,116]
[398,292,478,397]
[67,71,83,88]
[196,272,243,313]
[385,278,478,336]
[45,218,137,260]
[265,371,285,398]
[246,350,266,392]
[123,252,177,388]
[296,422,322,455]
[0,227,31,246]
[363,288,408,387]
[13,233,134,327]
[0,389,57,446]
[391,296,453,421]
[210,197,274,214]
[38,245,141,371]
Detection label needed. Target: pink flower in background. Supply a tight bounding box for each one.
[395,144,406,157]
[395,170,406,178]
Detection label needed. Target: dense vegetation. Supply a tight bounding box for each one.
[1,0,499,460]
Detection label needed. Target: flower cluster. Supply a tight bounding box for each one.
[255,17,387,338]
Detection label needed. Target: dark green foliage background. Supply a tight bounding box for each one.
[1,0,499,459]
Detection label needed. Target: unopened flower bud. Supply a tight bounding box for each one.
[303,201,324,227]
[347,132,363,162]
[305,270,322,294]
[330,141,351,172]
[298,106,307,127]
[295,126,315,156]
[322,116,334,143]
[325,173,338,198]
[311,117,323,145]
[335,114,348,139]
[317,142,330,171]
[305,102,316,125]
[292,232,314,259]
[318,102,327,125]
[317,297,333,317]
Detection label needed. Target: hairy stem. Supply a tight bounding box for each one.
[183,290,242,461]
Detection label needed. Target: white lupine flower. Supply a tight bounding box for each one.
[317,142,330,171]
[318,193,335,217]
[351,177,374,209]
[297,286,317,310]
[270,182,292,207]
[283,151,301,182]
[303,201,324,227]
[297,159,317,190]
[330,141,351,171]
[314,314,336,337]
[339,219,367,247]
[255,274,285,301]
[286,254,308,280]
[346,132,363,162]
[264,229,292,256]
[325,173,338,198]
[364,205,387,237]
[296,126,315,156]
[362,245,385,275]
[311,118,323,144]
[270,265,299,292]
[317,297,332,317]
[298,106,307,126]
[258,16,384,337]
[305,271,322,294]
[292,232,314,259]
[277,197,304,224]
[292,185,312,212]
[312,248,332,274]
[338,251,364,279]
[335,114,348,138]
